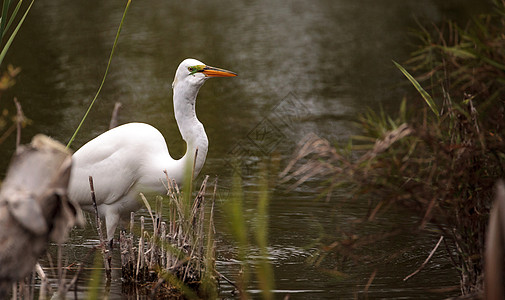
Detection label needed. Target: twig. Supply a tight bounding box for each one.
[89,176,111,278]
[0,98,24,146]
[151,277,166,298]
[66,247,97,298]
[35,263,49,300]
[130,212,135,235]
[89,176,99,227]
[0,122,15,145]
[215,269,239,291]
[136,216,145,278]
[57,244,63,294]
[403,235,444,281]
[191,147,198,181]
[364,268,377,294]
[109,102,122,129]
[13,98,24,150]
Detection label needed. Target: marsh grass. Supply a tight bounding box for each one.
[282,1,505,296]
[118,173,217,299]
[16,170,219,299]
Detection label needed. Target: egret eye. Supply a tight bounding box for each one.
[188,66,199,75]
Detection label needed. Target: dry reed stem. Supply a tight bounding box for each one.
[88,176,111,278]
[364,269,377,295]
[403,235,444,281]
[281,124,412,190]
[13,98,24,150]
[135,216,145,278]
[120,176,214,295]
[109,102,122,129]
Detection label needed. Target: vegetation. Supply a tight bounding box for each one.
[3,0,503,298]
[281,0,505,296]
[0,0,34,147]
[118,175,217,299]
[66,0,131,148]
[0,1,276,298]
[223,167,275,300]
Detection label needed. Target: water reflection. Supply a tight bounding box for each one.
[3,0,492,298]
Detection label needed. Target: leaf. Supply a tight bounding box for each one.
[139,192,155,226]
[399,97,407,123]
[0,0,34,67]
[479,55,505,71]
[5,0,23,34]
[0,0,11,41]
[393,60,439,118]
[66,0,131,148]
[351,135,377,142]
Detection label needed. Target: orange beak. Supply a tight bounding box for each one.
[202,66,237,77]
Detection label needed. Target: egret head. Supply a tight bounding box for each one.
[172,58,237,89]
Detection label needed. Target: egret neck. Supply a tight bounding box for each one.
[173,76,208,177]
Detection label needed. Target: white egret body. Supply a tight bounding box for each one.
[68,59,236,242]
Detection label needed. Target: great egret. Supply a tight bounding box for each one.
[68,58,237,243]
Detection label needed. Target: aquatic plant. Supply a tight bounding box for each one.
[281,1,505,296]
[119,174,216,299]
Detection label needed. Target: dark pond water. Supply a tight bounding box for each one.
[2,0,493,298]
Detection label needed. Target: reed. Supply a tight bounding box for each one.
[66,0,131,149]
[119,175,217,298]
[281,1,505,296]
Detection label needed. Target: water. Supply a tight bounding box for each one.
[2,0,492,298]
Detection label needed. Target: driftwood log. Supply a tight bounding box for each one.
[0,135,82,297]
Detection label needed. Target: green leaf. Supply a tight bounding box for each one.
[66,0,131,148]
[479,55,505,71]
[0,0,12,41]
[5,0,23,34]
[351,135,377,142]
[393,60,439,118]
[399,97,407,123]
[0,0,33,68]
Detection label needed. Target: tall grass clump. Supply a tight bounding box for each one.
[119,169,218,299]
[281,1,505,296]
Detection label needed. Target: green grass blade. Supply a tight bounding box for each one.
[0,0,12,41]
[5,0,22,33]
[0,0,32,67]
[393,60,439,117]
[480,55,505,71]
[86,252,104,300]
[438,46,476,59]
[66,0,131,148]
[255,169,274,300]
